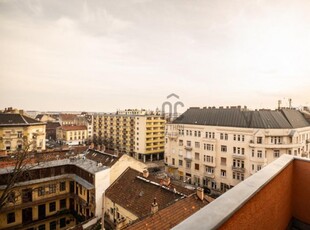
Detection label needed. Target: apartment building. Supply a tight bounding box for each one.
[0,149,146,230]
[93,109,166,162]
[165,107,310,196]
[56,125,87,146]
[0,108,46,154]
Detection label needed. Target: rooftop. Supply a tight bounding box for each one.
[173,107,310,129]
[105,168,194,219]
[127,194,208,230]
[0,113,45,126]
[173,155,310,230]
[60,125,87,131]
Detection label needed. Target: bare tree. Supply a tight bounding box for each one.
[0,140,38,211]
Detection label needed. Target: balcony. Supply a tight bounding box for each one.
[249,142,303,149]
[232,166,245,173]
[184,146,192,151]
[184,156,192,162]
[205,172,215,179]
[232,154,245,160]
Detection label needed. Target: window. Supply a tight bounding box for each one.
[60,218,66,228]
[206,167,214,174]
[7,212,15,224]
[48,184,56,194]
[60,182,66,192]
[8,191,15,203]
[221,170,226,177]
[257,137,262,144]
[172,158,175,165]
[38,224,46,230]
[233,172,245,181]
[274,150,280,158]
[233,134,236,141]
[204,155,214,163]
[257,165,262,171]
[198,131,201,137]
[225,133,228,140]
[186,141,191,147]
[49,202,56,212]
[179,160,183,166]
[252,150,254,157]
[17,131,23,138]
[60,199,66,209]
[195,142,200,148]
[221,157,226,166]
[50,221,56,230]
[195,152,200,160]
[220,133,224,140]
[38,187,45,196]
[233,159,244,168]
[195,164,200,170]
[221,145,227,152]
[204,144,214,151]
[178,140,183,146]
[257,150,263,158]
[186,162,191,169]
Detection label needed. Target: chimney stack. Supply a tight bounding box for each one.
[143,169,149,178]
[102,145,106,152]
[196,187,204,201]
[288,98,292,109]
[151,198,158,214]
[278,100,282,110]
[160,176,171,186]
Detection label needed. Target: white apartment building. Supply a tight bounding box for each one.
[165,107,310,195]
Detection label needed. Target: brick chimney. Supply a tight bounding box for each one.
[143,169,149,178]
[161,176,170,186]
[196,187,204,201]
[151,198,158,214]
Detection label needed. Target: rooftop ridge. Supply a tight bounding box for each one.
[136,175,187,197]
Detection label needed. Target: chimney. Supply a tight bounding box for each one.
[196,187,204,201]
[151,198,158,214]
[288,98,292,109]
[102,145,106,152]
[161,176,171,186]
[278,100,282,110]
[143,169,149,178]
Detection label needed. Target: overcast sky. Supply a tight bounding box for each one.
[0,0,309,112]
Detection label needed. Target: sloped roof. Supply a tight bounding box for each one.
[173,108,310,129]
[60,125,87,131]
[105,168,193,218]
[0,113,45,126]
[127,195,208,230]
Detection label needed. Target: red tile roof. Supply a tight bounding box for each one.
[105,168,194,219]
[127,195,208,230]
[60,125,87,131]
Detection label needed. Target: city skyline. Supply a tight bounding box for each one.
[1,0,310,111]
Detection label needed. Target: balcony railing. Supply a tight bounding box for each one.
[232,166,245,173]
[184,146,192,151]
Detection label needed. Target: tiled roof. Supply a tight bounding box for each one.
[0,113,45,126]
[85,149,120,168]
[105,168,193,218]
[127,195,208,230]
[60,125,87,131]
[59,114,77,121]
[173,108,310,129]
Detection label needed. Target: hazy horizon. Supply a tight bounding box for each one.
[1,0,310,112]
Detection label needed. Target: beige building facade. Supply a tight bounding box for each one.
[0,109,46,154]
[93,109,165,162]
[165,107,310,195]
[56,125,87,146]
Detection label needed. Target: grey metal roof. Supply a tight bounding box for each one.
[0,113,45,126]
[173,108,310,129]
